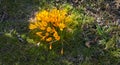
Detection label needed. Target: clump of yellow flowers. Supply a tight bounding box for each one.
[29,8,74,52]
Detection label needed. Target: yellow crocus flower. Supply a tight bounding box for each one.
[45,33,49,37]
[41,36,46,40]
[46,37,52,42]
[55,36,60,41]
[53,31,58,37]
[29,24,37,30]
[40,26,46,30]
[59,23,66,31]
[36,32,42,37]
[47,27,52,32]
[41,21,47,27]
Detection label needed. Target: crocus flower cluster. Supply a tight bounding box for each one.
[29,8,72,42]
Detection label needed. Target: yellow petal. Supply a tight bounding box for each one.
[29,24,37,30]
[53,31,58,37]
[45,33,49,37]
[40,27,46,30]
[59,23,65,31]
[36,32,42,37]
[41,36,46,40]
[47,27,52,32]
[41,21,47,27]
[55,36,60,41]
[46,37,52,42]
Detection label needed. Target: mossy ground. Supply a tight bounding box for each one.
[0,0,120,65]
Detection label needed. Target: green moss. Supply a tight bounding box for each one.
[0,0,120,65]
